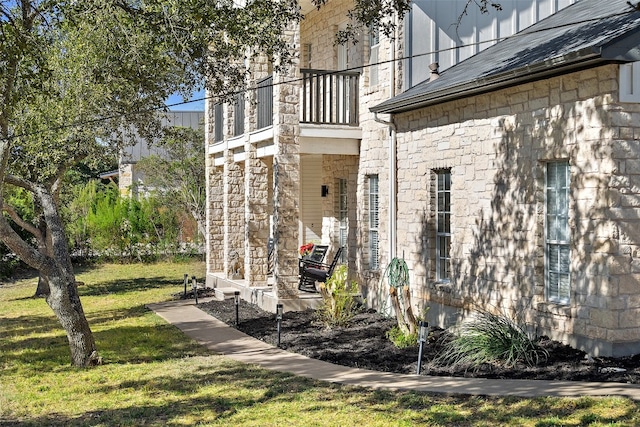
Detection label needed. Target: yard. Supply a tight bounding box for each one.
[1,261,639,426]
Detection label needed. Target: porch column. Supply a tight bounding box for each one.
[245,153,270,284]
[242,53,271,286]
[224,148,246,279]
[206,161,224,273]
[273,21,301,299]
[205,91,224,277]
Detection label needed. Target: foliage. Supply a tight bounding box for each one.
[386,325,418,349]
[135,126,206,240]
[435,309,549,368]
[62,180,191,262]
[318,265,359,327]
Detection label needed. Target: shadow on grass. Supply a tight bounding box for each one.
[3,363,640,426]
[77,277,180,297]
[0,304,201,369]
[0,362,330,426]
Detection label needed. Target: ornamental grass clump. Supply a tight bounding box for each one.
[436,309,548,368]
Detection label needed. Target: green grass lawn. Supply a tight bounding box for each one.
[1,261,639,426]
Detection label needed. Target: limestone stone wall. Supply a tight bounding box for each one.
[300,0,364,70]
[386,63,640,356]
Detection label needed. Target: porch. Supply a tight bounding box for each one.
[205,68,361,312]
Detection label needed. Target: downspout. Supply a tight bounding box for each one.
[373,13,398,264]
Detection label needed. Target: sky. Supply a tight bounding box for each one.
[165,89,206,111]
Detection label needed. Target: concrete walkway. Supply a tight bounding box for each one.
[148,299,640,401]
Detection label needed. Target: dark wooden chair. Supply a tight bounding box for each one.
[299,247,344,292]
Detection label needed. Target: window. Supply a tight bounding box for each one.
[368,25,380,86]
[368,175,379,270]
[436,170,451,281]
[233,93,245,136]
[302,43,312,68]
[620,62,640,103]
[546,161,571,304]
[338,178,348,263]
[214,103,223,143]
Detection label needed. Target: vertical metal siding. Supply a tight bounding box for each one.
[406,0,576,88]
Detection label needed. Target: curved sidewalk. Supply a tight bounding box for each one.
[148,299,640,401]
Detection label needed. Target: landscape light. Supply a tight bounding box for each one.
[276,304,283,348]
[192,276,198,305]
[417,320,429,375]
[234,291,240,325]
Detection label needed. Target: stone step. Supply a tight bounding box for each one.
[215,287,239,300]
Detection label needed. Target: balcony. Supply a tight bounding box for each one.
[252,69,360,131]
[211,69,361,158]
[300,69,359,126]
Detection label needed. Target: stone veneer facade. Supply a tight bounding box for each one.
[389,64,640,357]
[204,0,640,356]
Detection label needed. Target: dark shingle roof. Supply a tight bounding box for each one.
[372,0,640,114]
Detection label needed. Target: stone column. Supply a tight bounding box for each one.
[207,160,225,273]
[242,53,272,286]
[224,149,246,279]
[245,155,270,285]
[272,21,302,299]
[205,91,224,275]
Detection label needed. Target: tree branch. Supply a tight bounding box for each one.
[2,202,44,243]
[5,174,36,192]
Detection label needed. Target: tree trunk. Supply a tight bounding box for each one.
[402,285,418,335]
[0,178,99,367]
[45,273,100,366]
[35,274,50,297]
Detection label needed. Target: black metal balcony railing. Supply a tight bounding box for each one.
[214,103,223,143]
[256,76,274,130]
[233,93,245,137]
[301,69,359,126]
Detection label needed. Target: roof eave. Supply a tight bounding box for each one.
[370,49,605,115]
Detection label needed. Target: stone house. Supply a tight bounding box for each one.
[371,0,640,357]
[204,0,640,356]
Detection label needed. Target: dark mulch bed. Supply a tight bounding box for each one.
[192,295,640,384]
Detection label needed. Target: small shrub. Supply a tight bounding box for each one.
[435,309,548,368]
[386,325,418,349]
[318,265,359,327]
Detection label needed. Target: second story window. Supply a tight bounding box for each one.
[214,103,223,143]
[369,25,380,86]
[233,93,245,137]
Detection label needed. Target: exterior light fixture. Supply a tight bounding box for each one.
[321,185,329,197]
[234,291,240,325]
[192,276,198,305]
[416,320,429,375]
[183,273,189,298]
[276,303,284,347]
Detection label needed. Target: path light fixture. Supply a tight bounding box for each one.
[276,304,283,348]
[416,320,429,375]
[183,273,188,298]
[234,291,240,325]
[192,276,198,305]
